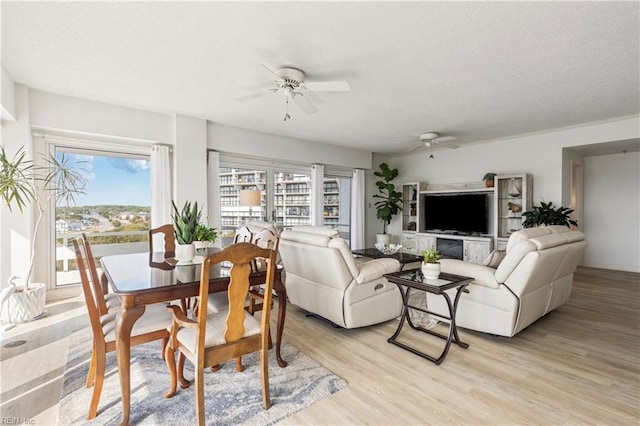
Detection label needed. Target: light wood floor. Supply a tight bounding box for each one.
[1,267,638,425]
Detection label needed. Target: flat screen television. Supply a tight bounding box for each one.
[423,193,488,235]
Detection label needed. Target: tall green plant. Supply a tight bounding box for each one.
[522,201,577,228]
[171,200,202,244]
[373,162,402,234]
[1,146,87,289]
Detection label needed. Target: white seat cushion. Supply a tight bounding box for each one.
[177,309,261,354]
[102,302,172,341]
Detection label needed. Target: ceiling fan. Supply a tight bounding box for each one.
[405,132,458,153]
[234,65,350,120]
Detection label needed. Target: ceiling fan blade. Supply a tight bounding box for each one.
[404,143,424,153]
[292,93,318,114]
[434,136,459,149]
[303,81,351,92]
[234,88,279,102]
[261,64,282,78]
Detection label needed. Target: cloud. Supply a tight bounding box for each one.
[64,153,95,179]
[107,158,150,173]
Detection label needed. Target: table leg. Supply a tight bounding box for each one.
[273,277,288,368]
[387,284,469,365]
[115,303,145,426]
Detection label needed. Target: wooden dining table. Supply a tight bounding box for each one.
[100,250,288,426]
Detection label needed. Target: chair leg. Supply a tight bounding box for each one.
[178,352,191,389]
[260,349,271,410]
[87,350,106,420]
[195,358,205,426]
[235,356,244,372]
[161,338,168,361]
[86,348,97,388]
[164,343,177,398]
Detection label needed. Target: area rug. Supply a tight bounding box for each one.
[58,327,346,425]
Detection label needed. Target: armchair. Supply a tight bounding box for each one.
[427,225,588,337]
[279,226,402,328]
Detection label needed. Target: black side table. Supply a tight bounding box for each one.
[383,268,472,364]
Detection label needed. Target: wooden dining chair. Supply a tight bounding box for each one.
[72,237,172,420]
[248,229,280,314]
[81,233,120,316]
[149,224,176,258]
[164,242,277,426]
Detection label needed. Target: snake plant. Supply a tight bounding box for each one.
[171,200,202,245]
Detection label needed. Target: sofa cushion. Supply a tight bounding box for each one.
[440,259,500,289]
[482,249,507,269]
[291,225,339,238]
[529,233,568,250]
[506,227,552,252]
[280,230,330,247]
[495,240,537,283]
[356,258,400,284]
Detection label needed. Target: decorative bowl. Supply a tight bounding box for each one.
[374,243,402,255]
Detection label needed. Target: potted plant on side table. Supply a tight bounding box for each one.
[1,146,87,324]
[171,200,202,264]
[420,247,442,280]
[373,162,402,245]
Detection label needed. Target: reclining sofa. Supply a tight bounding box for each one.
[279,226,403,328]
[427,225,587,337]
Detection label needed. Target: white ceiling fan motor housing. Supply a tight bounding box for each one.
[275,68,306,88]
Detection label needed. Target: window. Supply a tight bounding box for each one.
[219,166,267,246]
[217,157,353,245]
[54,146,150,287]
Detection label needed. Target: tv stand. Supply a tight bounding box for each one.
[405,232,493,264]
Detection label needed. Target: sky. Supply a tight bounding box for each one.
[65,153,151,207]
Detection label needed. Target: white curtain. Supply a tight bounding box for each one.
[207,151,222,247]
[310,164,325,226]
[350,169,365,249]
[150,145,172,228]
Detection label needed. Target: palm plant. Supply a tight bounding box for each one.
[1,146,87,290]
[171,200,202,244]
[522,201,578,228]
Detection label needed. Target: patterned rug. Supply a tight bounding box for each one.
[58,327,346,425]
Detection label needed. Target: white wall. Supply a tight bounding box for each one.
[174,115,208,217]
[1,88,375,287]
[583,152,640,272]
[1,65,16,121]
[373,117,640,271]
[208,123,372,170]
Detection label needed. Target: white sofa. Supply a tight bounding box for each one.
[279,226,403,328]
[427,226,587,337]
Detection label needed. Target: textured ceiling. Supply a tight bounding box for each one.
[2,1,639,154]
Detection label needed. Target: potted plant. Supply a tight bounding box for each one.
[522,201,578,228]
[171,200,202,264]
[482,172,496,188]
[373,162,402,244]
[1,146,87,323]
[420,247,442,279]
[193,223,218,249]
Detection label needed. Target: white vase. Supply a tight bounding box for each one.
[175,243,196,264]
[175,264,196,283]
[421,262,441,280]
[1,280,46,323]
[193,241,211,250]
[376,234,391,245]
